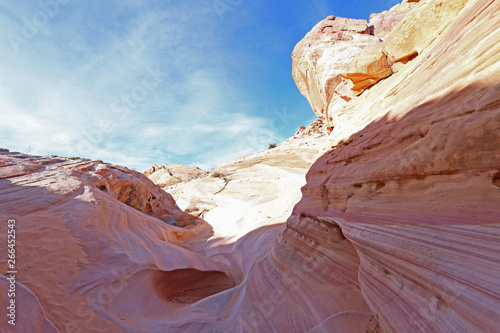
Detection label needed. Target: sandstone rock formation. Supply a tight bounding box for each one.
[292,16,383,122]
[369,0,421,37]
[144,164,208,189]
[1,0,499,332]
[165,120,328,241]
[288,0,500,332]
[291,0,421,124]
[383,0,469,66]
[292,119,329,138]
[0,152,224,332]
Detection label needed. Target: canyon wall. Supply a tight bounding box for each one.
[288,0,500,332]
[0,123,334,333]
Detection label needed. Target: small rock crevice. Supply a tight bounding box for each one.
[212,178,229,199]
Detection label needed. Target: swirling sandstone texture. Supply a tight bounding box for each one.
[0,153,228,332]
[289,0,500,332]
[1,0,499,332]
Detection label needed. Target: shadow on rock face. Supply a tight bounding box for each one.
[153,269,235,306]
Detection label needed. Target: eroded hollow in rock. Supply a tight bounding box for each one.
[153,269,235,306]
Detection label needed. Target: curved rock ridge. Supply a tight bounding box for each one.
[286,0,500,332]
[0,275,58,332]
[0,131,371,332]
[0,152,231,332]
[159,128,375,332]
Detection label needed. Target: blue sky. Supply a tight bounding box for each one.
[0,0,398,171]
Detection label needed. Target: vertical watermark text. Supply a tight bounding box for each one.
[6,219,17,326]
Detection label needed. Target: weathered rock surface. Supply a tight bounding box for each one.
[368,0,420,37]
[0,275,58,332]
[0,127,369,332]
[144,164,208,189]
[288,0,500,332]
[340,44,392,94]
[293,119,330,138]
[292,16,382,122]
[383,0,469,65]
[0,152,227,332]
[292,0,420,123]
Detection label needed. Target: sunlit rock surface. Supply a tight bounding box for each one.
[291,0,420,124]
[289,0,500,332]
[165,120,328,241]
[292,16,382,122]
[368,0,421,37]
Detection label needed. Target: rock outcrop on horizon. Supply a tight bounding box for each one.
[144,164,208,189]
[291,0,421,124]
[1,0,499,332]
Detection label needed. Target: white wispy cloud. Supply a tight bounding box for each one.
[0,1,287,171]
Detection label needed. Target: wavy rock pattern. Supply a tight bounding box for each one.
[287,0,500,332]
[0,275,58,332]
[0,153,226,332]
